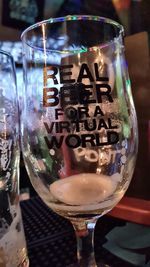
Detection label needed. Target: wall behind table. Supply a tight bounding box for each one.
[125,32,150,201]
[0,0,20,41]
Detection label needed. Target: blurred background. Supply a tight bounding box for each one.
[1,0,150,40]
[0,0,149,202]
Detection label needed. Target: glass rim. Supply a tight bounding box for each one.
[0,49,14,61]
[21,14,124,45]
[0,49,17,86]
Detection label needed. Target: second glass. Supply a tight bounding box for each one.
[21,15,138,266]
[0,51,29,267]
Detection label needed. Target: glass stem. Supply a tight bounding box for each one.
[73,220,97,267]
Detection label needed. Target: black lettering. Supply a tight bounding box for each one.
[65,134,81,148]
[55,122,59,133]
[65,107,78,120]
[96,84,113,103]
[98,119,109,130]
[84,119,97,131]
[44,122,54,134]
[59,121,71,133]
[108,118,118,129]
[93,105,104,117]
[79,84,96,104]
[81,134,96,147]
[95,133,108,146]
[43,66,58,86]
[44,135,64,149]
[60,85,78,107]
[107,131,119,144]
[71,121,80,132]
[43,87,59,107]
[94,63,109,82]
[78,107,90,119]
[55,109,64,120]
[77,63,94,82]
[60,65,75,84]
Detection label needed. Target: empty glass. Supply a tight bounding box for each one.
[21,15,138,266]
[0,51,29,267]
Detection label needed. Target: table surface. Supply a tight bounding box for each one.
[20,197,150,267]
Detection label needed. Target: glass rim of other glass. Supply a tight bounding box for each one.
[0,50,17,91]
[0,49,16,67]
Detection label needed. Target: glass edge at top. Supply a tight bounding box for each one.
[21,14,124,43]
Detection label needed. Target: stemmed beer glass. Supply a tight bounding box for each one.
[21,15,138,266]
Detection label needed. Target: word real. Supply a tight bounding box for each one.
[42,63,119,149]
[43,63,112,107]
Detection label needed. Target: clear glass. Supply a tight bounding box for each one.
[0,51,29,267]
[21,15,138,267]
